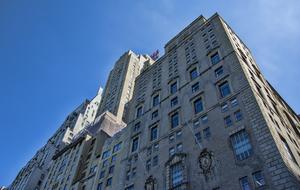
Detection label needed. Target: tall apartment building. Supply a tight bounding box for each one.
[97,50,154,122]
[9,89,102,190]
[84,14,300,190]
[9,13,300,190]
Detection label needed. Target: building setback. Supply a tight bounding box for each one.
[9,13,300,190]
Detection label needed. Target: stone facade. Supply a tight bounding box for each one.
[9,13,300,190]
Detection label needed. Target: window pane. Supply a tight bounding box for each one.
[171,112,179,128]
[231,130,252,160]
[192,82,200,93]
[219,82,231,98]
[170,163,184,187]
[190,68,198,80]
[194,98,203,114]
[170,82,178,94]
[215,66,223,77]
[131,137,139,152]
[239,177,251,190]
[153,95,159,107]
[150,126,158,141]
[211,52,220,65]
[252,171,265,187]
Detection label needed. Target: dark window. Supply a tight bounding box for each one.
[169,147,175,156]
[192,82,200,93]
[252,171,266,187]
[219,81,231,98]
[171,97,178,107]
[125,185,134,190]
[215,66,223,77]
[190,68,198,80]
[108,165,114,174]
[235,110,243,121]
[133,122,140,132]
[195,132,202,143]
[146,159,151,171]
[231,98,238,107]
[194,98,203,114]
[231,130,252,160]
[153,155,158,166]
[150,126,158,141]
[97,183,103,190]
[170,82,178,94]
[224,116,233,127]
[211,52,220,64]
[171,112,179,128]
[221,103,228,112]
[152,95,159,107]
[102,150,110,160]
[99,170,105,179]
[203,127,211,138]
[176,143,183,152]
[136,106,143,118]
[201,115,208,124]
[239,176,251,190]
[113,142,122,153]
[106,177,112,186]
[131,137,139,152]
[151,110,158,119]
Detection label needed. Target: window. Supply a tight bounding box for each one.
[170,162,184,187]
[131,137,139,152]
[203,127,211,138]
[102,159,108,167]
[219,81,231,98]
[231,98,238,107]
[108,165,114,174]
[193,118,200,128]
[170,82,178,94]
[102,150,110,160]
[146,159,151,171]
[152,156,158,166]
[151,110,158,119]
[201,115,208,124]
[99,170,105,179]
[136,106,143,118]
[192,82,200,93]
[111,155,117,163]
[239,176,251,190]
[190,68,198,80]
[133,122,140,132]
[176,130,182,138]
[252,171,265,187]
[126,171,130,181]
[153,143,159,151]
[194,98,203,114]
[152,95,159,107]
[235,110,243,121]
[106,177,112,186]
[215,66,223,77]
[211,52,220,65]
[125,185,134,190]
[113,142,122,153]
[171,97,178,107]
[150,126,158,141]
[221,103,228,112]
[169,147,175,156]
[195,132,202,143]
[171,112,179,128]
[176,143,183,152]
[224,116,233,127]
[231,130,252,160]
[131,167,137,178]
[97,183,103,190]
[169,134,175,143]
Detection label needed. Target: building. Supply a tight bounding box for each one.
[9,13,300,190]
[97,50,154,122]
[9,89,102,190]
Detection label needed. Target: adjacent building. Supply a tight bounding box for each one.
[9,13,300,190]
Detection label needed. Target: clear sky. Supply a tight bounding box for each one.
[0,0,299,187]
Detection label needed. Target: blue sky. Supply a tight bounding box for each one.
[0,0,300,186]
